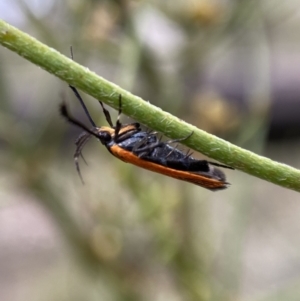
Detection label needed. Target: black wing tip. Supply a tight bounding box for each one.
[208,167,232,191]
[209,182,231,192]
[210,167,227,182]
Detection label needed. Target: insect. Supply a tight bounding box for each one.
[60,87,233,191]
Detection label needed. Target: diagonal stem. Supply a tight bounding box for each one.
[0,18,300,192]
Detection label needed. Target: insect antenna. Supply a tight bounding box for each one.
[69,85,96,127]
[69,46,97,127]
[69,46,115,128]
[60,103,100,139]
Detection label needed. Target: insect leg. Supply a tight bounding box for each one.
[131,135,154,156]
[134,132,193,158]
[114,95,123,140]
[164,143,179,159]
[133,141,165,157]
[206,161,234,170]
[183,149,194,159]
[99,101,114,128]
[164,131,194,145]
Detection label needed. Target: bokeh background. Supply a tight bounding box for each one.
[1,1,300,300]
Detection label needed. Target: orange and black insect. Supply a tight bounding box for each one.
[60,87,233,191]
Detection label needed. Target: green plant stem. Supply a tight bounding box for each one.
[0,19,299,192]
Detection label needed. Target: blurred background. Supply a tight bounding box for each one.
[1,0,300,300]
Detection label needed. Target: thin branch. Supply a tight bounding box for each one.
[0,19,300,192]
